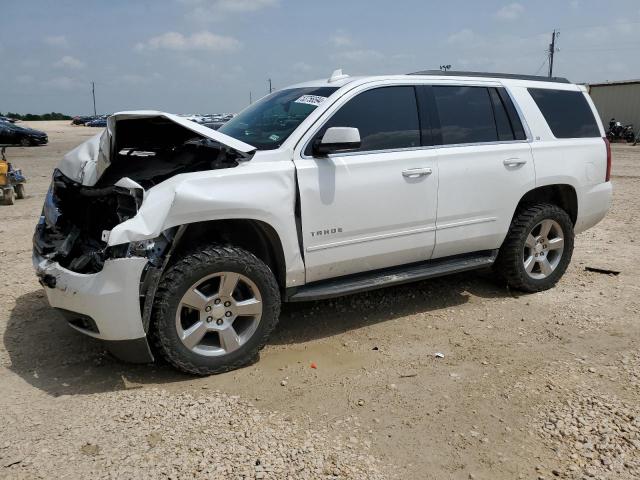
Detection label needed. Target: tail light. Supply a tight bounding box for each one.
[604,137,612,182]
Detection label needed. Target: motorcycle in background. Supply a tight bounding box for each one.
[607,118,636,143]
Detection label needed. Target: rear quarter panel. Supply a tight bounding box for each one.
[509,85,610,233]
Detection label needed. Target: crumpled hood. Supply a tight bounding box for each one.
[57,110,256,186]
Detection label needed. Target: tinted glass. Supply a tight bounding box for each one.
[497,88,526,140]
[219,86,338,150]
[433,86,498,144]
[489,88,515,141]
[309,86,420,154]
[528,88,600,138]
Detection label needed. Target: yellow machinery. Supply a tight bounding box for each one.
[0,147,26,205]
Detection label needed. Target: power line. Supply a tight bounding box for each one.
[533,56,548,76]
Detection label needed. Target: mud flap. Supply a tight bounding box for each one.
[104,337,154,364]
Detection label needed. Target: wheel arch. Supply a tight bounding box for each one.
[515,184,578,225]
[169,219,287,290]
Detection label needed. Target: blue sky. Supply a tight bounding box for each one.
[1,0,640,115]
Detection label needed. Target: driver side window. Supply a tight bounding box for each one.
[305,86,420,155]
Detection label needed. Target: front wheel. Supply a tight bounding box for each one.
[14,183,25,199]
[1,187,15,206]
[152,245,281,375]
[495,203,574,292]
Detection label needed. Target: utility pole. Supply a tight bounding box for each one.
[91,81,97,115]
[268,78,273,94]
[249,91,253,104]
[548,30,559,78]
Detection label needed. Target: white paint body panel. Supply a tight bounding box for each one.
[107,153,305,287]
[295,148,438,282]
[33,254,148,341]
[37,74,613,342]
[432,141,535,258]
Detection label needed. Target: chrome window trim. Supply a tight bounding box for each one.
[300,139,531,160]
[298,83,533,160]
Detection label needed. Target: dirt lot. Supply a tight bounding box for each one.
[1,121,639,479]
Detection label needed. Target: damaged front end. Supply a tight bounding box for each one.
[32,111,257,361]
[34,170,143,274]
[33,111,256,276]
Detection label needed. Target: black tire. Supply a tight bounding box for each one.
[14,183,25,199]
[1,188,15,206]
[495,203,574,292]
[19,137,31,147]
[151,245,281,375]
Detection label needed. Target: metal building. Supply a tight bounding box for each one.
[587,80,640,131]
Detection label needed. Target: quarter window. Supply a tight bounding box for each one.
[528,88,600,138]
[307,86,420,154]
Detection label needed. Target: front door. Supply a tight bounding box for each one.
[293,85,439,283]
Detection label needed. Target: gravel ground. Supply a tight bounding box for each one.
[1,388,382,479]
[1,123,639,479]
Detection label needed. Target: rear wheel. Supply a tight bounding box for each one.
[495,203,574,292]
[152,245,280,375]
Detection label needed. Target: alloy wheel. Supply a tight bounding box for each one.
[523,219,565,279]
[175,272,263,357]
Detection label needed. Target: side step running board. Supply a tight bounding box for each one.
[286,250,498,302]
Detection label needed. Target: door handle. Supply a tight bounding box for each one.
[402,167,433,178]
[503,158,527,167]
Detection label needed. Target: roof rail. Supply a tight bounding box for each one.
[408,70,571,84]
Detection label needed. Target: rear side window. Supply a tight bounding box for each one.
[489,88,514,141]
[528,88,600,138]
[307,86,420,154]
[432,86,498,144]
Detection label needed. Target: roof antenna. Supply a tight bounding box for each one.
[328,69,349,83]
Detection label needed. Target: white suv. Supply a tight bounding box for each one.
[33,70,612,374]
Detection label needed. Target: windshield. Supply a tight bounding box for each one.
[219,87,338,150]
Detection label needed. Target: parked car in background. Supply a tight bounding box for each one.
[0,116,18,124]
[0,122,48,146]
[71,116,95,125]
[202,121,226,130]
[85,117,107,127]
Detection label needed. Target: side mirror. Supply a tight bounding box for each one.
[312,127,361,156]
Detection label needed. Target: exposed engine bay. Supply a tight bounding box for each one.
[33,114,252,274]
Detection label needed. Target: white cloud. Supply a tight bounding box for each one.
[495,3,524,21]
[54,56,85,69]
[136,31,241,52]
[44,35,69,47]
[329,33,354,48]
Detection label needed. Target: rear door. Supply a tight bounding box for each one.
[425,84,536,258]
[293,85,439,283]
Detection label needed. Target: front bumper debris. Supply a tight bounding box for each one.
[33,253,152,361]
